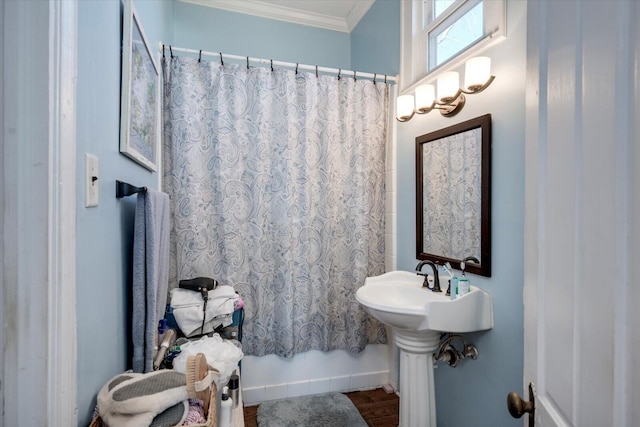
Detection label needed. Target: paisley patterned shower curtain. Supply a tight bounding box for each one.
[162,56,388,357]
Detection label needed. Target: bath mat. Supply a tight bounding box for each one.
[256,392,368,427]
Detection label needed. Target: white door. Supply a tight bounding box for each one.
[519,1,640,426]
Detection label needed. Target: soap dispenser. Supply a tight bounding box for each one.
[219,386,233,427]
[457,256,480,297]
[457,263,470,296]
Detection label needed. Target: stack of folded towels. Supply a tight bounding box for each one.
[170,285,240,337]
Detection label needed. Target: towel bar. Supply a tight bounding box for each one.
[116,180,147,198]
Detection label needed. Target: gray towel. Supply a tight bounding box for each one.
[132,188,170,373]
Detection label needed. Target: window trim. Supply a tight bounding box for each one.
[400,0,506,94]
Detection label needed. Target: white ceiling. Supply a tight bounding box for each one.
[178,0,376,33]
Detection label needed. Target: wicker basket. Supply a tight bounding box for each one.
[89,385,216,427]
[88,414,105,427]
[190,371,217,427]
[198,386,217,426]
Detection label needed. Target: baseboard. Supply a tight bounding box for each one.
[242,370,389,405]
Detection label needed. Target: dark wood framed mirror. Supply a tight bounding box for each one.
[416,114,491,277]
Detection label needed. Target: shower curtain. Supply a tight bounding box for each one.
[162,56,388,357]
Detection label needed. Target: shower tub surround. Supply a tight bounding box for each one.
[241,345,391,405]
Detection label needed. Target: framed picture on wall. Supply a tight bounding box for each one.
[120,0,160,171]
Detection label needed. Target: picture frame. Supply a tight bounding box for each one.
[120,0,160,171]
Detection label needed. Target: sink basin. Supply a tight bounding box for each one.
[355,270,493,333]
[356,270,493,427]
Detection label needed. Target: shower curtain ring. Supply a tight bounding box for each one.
[295,63,299,75]
[246,56,249,69]
[315,65,318,78]
[169,45,173,58]
[198,50,202,63]
[162,44,165,58]
[270,59,273,72]
[373,73,376,85]
[338,69,341,80]
[384,74,387,84]
[220,52,224,66]
[353,71,357,81]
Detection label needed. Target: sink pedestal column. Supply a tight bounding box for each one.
[393,329,441,427]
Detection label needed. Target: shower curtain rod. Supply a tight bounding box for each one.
[159,42,398,84]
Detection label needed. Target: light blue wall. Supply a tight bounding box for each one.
[393,2,527,426]
[350,0,400,76]
[75,1,172,424]
[173,1,351,70]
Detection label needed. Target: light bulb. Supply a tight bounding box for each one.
[437,71,460,102]
[415,84,436,113]
[396,95,415,121]
[464,57,491,91]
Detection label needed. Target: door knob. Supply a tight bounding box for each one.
[507,383,535,426]
[507,392,533,417]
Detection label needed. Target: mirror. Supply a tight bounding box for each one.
[416,114,491,277]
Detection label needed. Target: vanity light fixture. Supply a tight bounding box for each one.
[396,56,495,122]
[396,95,416,123]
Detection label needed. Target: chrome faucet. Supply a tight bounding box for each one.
[415,260,442,292]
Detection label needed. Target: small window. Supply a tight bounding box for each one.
[428,1,483,69]
[400,0,505,92]
[433,0,456,19]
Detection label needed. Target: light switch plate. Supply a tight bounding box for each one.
[85,153,99,207]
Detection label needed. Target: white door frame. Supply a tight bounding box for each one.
[2,1,78,424]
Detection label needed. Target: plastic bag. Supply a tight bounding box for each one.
[172,334,243,386]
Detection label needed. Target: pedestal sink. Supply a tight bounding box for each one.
[355,271,493,427]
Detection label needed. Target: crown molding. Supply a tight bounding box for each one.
[179,0,374,33]
[346,0,374,32]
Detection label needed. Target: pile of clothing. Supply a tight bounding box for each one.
[96,353,215,427]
